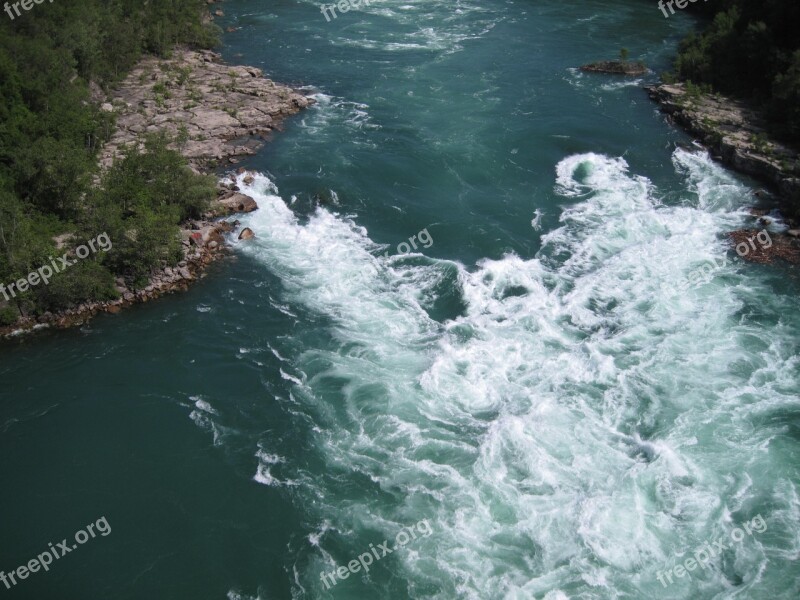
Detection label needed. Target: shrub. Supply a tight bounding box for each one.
[675,0,800,140]
[34,261,118,311]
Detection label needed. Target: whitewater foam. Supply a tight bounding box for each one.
[224,152,797,598]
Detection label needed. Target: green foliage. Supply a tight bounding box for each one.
[0,305,18,327]
[751,132,770,153]
[175,66,193,87]
[1,0,219,86]
[620,48,629,63]
[83,134,215,285]
[675,0,800,141]
[97,206,184,287]
[102,134,216,223]
[35,261,118,311]
[0,190,59,290]
[0,0,220,323]
[684,80,713,98]
[770,50,800,139]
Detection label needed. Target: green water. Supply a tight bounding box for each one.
[2,1,800,599]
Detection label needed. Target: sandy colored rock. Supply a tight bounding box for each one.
[219,192,258,213]
[98,48,313,171]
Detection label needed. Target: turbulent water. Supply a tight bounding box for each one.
[2,1,799,599]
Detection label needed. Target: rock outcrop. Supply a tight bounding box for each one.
[99,48,312,170]
[580,61,647,76]
[2,48,312,339]
[646,83,800,217]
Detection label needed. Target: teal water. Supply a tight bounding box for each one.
[2,1,800,599]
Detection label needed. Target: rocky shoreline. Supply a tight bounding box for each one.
[646,83,800,217]
[1,48,313,339]
[647,82,800,263]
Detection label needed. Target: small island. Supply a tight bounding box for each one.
[580,48,647,76]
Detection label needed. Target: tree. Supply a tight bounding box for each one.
[0,0,221,321]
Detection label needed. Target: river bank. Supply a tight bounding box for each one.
[4,2,800,598]
[646,82,800,264]
[0,48,312,339]
[647,83,800,220]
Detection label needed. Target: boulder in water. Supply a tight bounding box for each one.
[238,227,255,240]
[219,192,258,213]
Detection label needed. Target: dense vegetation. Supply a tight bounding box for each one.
[672,0,800,141]
[0,0,220,325]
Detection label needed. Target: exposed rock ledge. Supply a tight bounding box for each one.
[647,82,800,263]
[646,83,800,216]
[99,48,312,170]
[1,49,312,339]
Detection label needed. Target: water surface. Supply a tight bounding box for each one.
[1,1,799,598]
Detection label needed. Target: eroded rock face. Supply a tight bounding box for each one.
[647,83,800,217]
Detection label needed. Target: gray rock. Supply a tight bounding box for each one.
[219,192,258,213]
